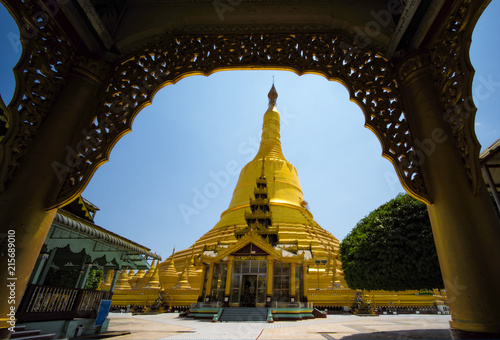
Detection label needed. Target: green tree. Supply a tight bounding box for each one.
[84,269,104,290]
[339,193,444,291]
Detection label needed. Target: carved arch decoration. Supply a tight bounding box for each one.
[1,0,486,209]
[0,0,76,192]
[0,1,465,208]
[53,31,431,207]
[429,0,486,194]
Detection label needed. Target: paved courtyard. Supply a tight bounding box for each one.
[107,312,452,339]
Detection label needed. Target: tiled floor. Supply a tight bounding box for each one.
[107,313,452,340]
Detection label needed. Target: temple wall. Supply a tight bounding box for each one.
[307,289,444,307]
[111,289,162,307]
[112,288,201,308]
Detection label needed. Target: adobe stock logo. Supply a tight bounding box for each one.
[177,135,260,224]
[212,0,242,22]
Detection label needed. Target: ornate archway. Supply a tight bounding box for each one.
[0,2,484,209]
[53,31,429,207]
[1,0,499,338]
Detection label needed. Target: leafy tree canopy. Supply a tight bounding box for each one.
[339,193,444,291]
[84,269,103,290]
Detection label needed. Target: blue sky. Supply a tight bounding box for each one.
[1,3,499,259]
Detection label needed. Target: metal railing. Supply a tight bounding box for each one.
[16,284,113,322]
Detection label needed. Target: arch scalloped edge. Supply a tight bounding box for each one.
[52,32,432,209]
[362,111,432,205]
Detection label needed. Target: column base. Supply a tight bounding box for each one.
[450,328,500,339]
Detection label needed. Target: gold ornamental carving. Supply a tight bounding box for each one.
[429,0,485,193]
[0,0,76,192]
[397,53,432,83]
[234,256,267,261]
[0,0,488,208]
[72,56,112,84]
[0,95,9,143]
[55,31,430,206]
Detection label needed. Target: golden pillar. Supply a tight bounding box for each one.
[266,256,274,307]
[290,262,296,301]
[302,264,309,302]
[224,256,234,306]
[197,265,207,302]
[398,54,500,337]
[105,270,115,286]
[0,59,108,335]
[204,262,215,302]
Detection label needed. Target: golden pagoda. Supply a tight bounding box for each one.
[156,83,343,306]
[112,85,445,310]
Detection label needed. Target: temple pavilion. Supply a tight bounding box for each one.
[111,85,445,311]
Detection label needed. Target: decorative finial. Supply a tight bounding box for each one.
[268,82,277,106]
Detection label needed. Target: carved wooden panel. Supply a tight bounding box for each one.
[14,1,494,207]
[0,0,75,191]
[54,32,430,205]
[429,0,483,193]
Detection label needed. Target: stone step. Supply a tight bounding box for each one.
[10,332,55,340]
[10,327,55,340]
[220,307,268,322]
[10,330,41,338]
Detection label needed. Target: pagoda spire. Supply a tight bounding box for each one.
[160,247,179,290]
[253,84,286,160]
[268,82,277,107]
[174,257,191,289]
[147,265,161,290]
[222,82,304,215]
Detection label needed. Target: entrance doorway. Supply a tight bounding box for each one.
[230,259,267,307]
[240,275,257,307]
